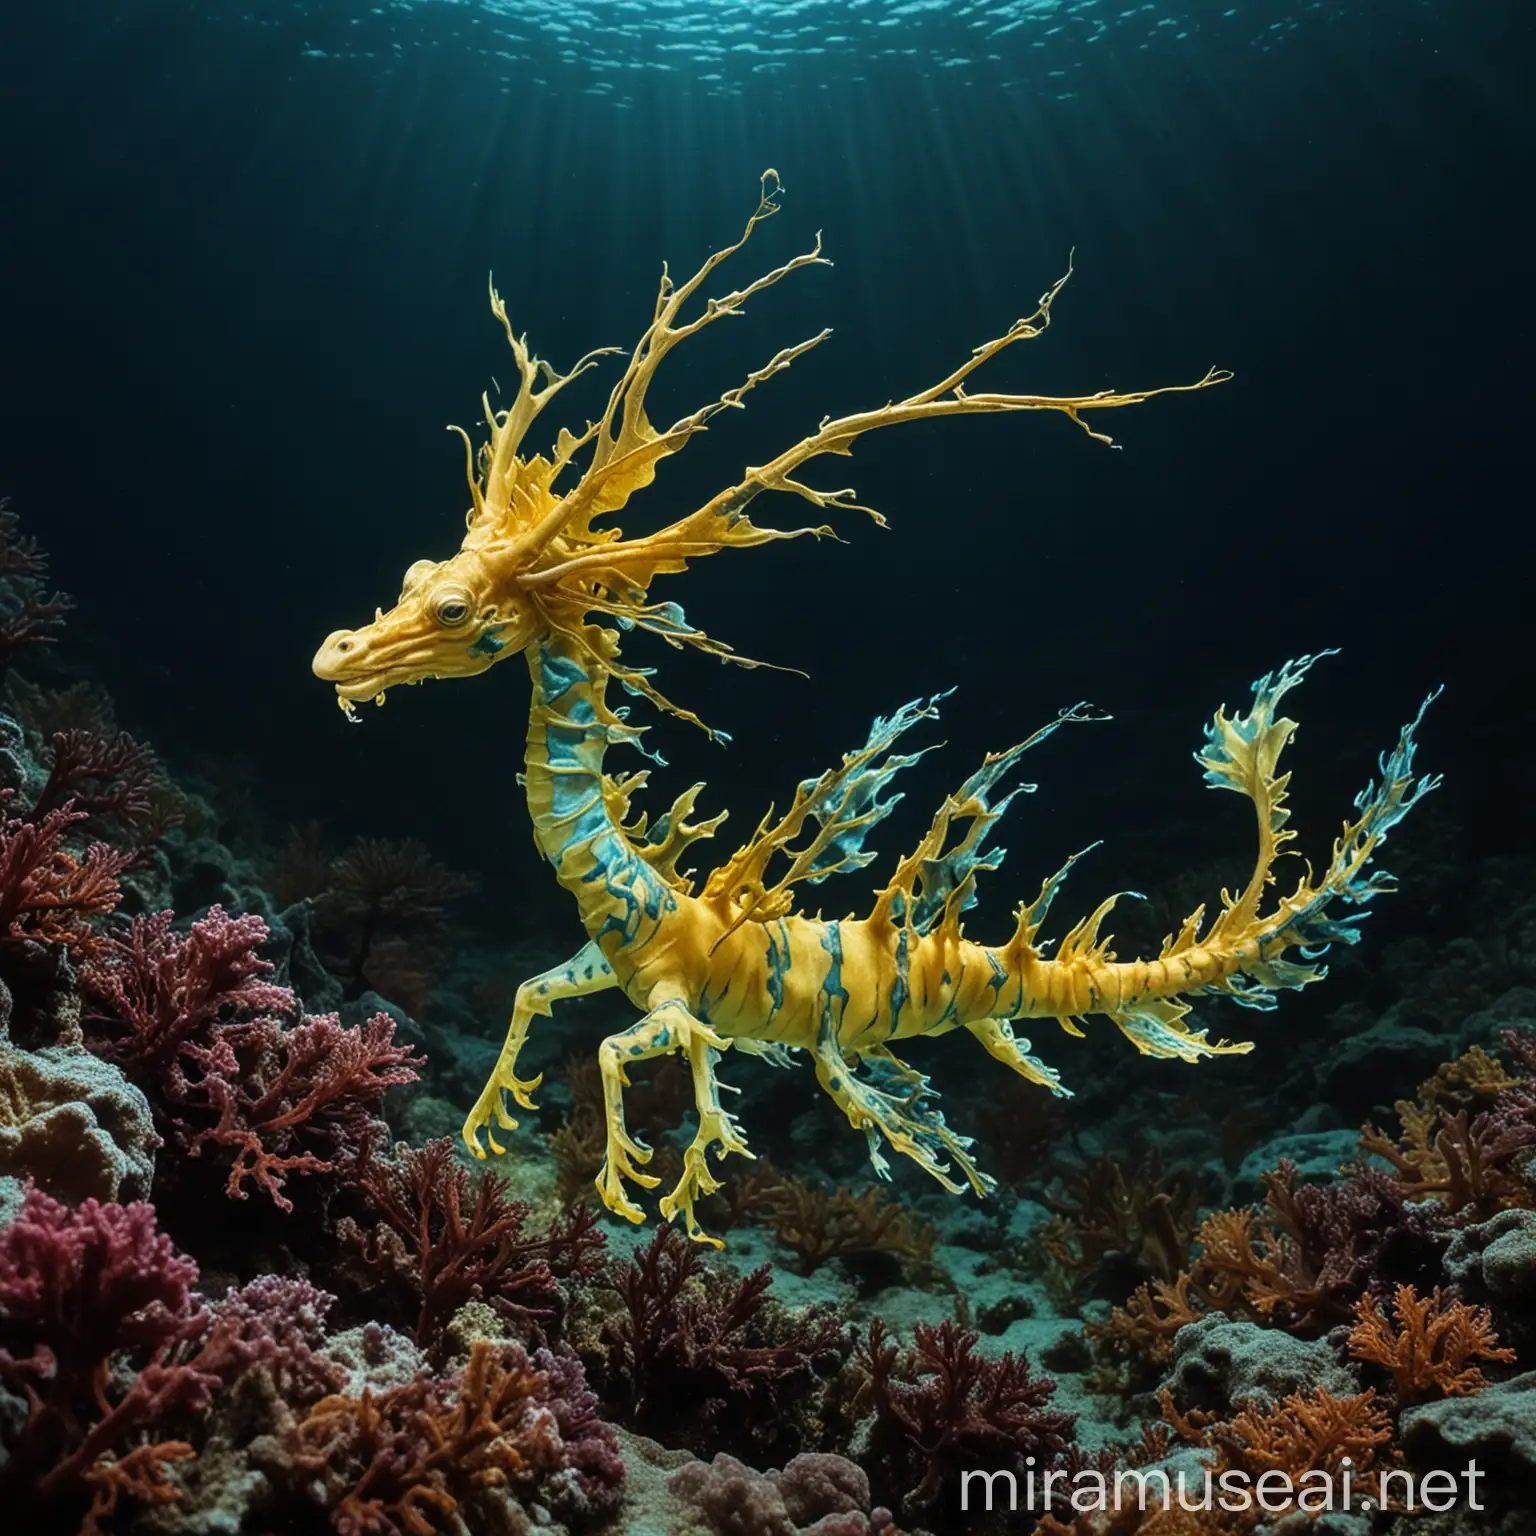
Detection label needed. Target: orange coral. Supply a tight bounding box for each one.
[1347,1284,1515,1406]
[81,1442,194,1536]
[1087,1273,1208,1366]
[1199,1387,1393,1493]
[1035,1388,1394,1536]
[289,1341,565,1534]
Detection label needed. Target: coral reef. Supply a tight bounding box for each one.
[596,1224,846,1463]
[337,1136,605,1351]
[0,1189,227,1532]
[267,1338,622,1533]
[81,906,423,1207]
[859,1317,1075,1515]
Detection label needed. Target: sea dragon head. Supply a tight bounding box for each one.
[312,523,550,715]
[314,171,842,728]
[316,170,1229,726]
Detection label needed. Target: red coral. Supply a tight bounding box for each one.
[0,1192,364,1530]
[0,1190,219,1530]
[193,1010,423,1206]
[340,1138,605,1351]
[80,1440,195,1536]
[30,727,180,857]
[602,1224,844,1459]
[0,794,131,951]
[82,907,423,1207]
[859,1318,1075,1514]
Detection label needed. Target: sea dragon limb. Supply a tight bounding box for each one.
[314,172,1436,1245]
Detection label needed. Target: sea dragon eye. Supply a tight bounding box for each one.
[434,593,471,627]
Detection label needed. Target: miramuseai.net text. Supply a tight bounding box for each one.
[960,1459,1489,1517]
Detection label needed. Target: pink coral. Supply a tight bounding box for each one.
[193,1009,423,1206]
[0,1189,218,1529]
[81,905,295,1078]
[82,906,423,1208]
[0,1191,376,1531]
[206,1275,346,1405]
[0,794,131,951]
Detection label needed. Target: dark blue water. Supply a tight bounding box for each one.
[1,0,1529,943]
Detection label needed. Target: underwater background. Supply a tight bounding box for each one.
[1,0,1534,1532]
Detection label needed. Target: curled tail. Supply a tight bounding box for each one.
[1002,652,1441,1059]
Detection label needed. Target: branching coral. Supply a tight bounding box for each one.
[82,906,423,1206]
[1348,1283,1515,1406]
[197,1009,424,1204]
[599,1223,844,1460]
[30,727,181,859]
[858,1317,1074,1514]
[0,1189,205,1525]
[768,1175,938,1278]
[1208,1163,1418,1329]
[82,905,294,1079]
[1043,1150,1202,1298]
[1035,1390,1398,1536]
[277,1337,622,1534]
[1088,1271,1212,1368]
[0,794,132,952]
[34,729,156,827]
[340,1137,606,1352]
[0,1190,241,1532]
[1092,1160,1436,1365]
[1364,1027,1536,1217]
[1168,1385,1394,1523]
[1037,1383,1395,1536]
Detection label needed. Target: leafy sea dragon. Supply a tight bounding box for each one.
[313,172,1438,1245]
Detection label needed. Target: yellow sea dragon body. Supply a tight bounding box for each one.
[314,174,1437,1244]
